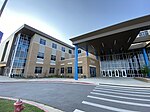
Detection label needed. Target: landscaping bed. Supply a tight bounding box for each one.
[0,98,44,112]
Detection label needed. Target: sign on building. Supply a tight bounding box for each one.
[0,31,3,43]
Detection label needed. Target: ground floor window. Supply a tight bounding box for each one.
[90,67,96,77]
[61,67,64,73]
[35,67,42,73]
[67,67,72,73]
[49,67,55,73]
[78,66,83,74]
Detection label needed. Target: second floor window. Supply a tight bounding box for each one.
[40,39,46,45]
[61,47,65,52]
[69,49,72,54]
[52,43,57,49]
[51,55,56,61]
[37,52,44,59]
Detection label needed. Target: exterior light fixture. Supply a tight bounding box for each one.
[127,37,131,43]
[114,40,116,45]
[102,42,104,47]
[120,47,123,51]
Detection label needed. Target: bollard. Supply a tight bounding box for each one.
[14,99,24,112]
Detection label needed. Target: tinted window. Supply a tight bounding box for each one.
[35,67,42,73]
[40,38,46,45]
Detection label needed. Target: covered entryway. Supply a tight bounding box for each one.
[70,15,150,80]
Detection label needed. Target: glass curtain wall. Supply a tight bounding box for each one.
[100,50,145,77]
[10,33,30,77]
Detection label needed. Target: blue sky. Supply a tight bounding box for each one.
[0,0,150,45]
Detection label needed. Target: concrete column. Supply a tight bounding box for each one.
[142,48,150,77]
[74,45,78,80]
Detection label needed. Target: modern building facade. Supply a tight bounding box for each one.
[0,15,150,79]
[0,24,99,78]
[70,15,150,80]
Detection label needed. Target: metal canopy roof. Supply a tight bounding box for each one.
[70,15,150,55]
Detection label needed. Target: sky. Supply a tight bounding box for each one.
[0,0,150,45]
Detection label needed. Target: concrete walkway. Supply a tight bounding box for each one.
[0,76,150,87]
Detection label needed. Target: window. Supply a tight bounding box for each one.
[51,55,56,61]
[61,57,65,60]
[49,67,55,73]
[78,66,83,74]
[37,52,44,59]
[40,38,46,45]
[139,31,149,37]
[69,49,72,54]
[52,43,57,49]
[35,67,42,73]
[61,47,65,52]
[61,67,64,73]
[78,50,81,54]
[67,67,72,73]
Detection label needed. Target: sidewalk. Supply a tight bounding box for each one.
[0,76,150,87]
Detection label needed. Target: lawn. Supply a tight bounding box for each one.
[0,98,44,112]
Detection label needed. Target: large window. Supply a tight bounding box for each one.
[139,31,149,37]
[67,67,72,73]
[61,67,64,73]
[51,55,56,61]
[35,67,42,73]
[49,67,55,73]
[37,52,44,59]
[52,43,57,49]
[61,57,65,60]
[40,38,46,45]
[78,66,83,74]
[61,47,65,52]
[69,49,72,54]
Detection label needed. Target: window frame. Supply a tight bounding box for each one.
[51,55,56,61]
[67,67,72,74]
[35,67,42,73]
[37,52,44,59]
[49,67,55,74]
[52,43,57,49]
[40,38,46,45]
[61,67,64,74]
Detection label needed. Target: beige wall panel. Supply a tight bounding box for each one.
[24,42,39,77]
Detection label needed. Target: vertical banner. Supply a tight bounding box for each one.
[0,31,3,43]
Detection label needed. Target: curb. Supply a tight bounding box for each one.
[0,80,96,85]
[99,83,150,88]
[134,77,150,83]
[0,96,63,112]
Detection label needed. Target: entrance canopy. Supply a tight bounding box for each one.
[70,15,150,55]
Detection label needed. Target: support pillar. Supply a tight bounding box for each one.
[95,49,98,60]
[74,45,78,80]
[86,46,89,57]
[142,48,150,77]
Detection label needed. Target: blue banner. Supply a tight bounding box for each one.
[0,31,3,43]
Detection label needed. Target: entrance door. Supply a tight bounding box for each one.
[90,67,96,77]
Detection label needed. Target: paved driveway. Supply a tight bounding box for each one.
[0,82,94,112]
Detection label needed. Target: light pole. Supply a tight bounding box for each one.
[0,0,8,17]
